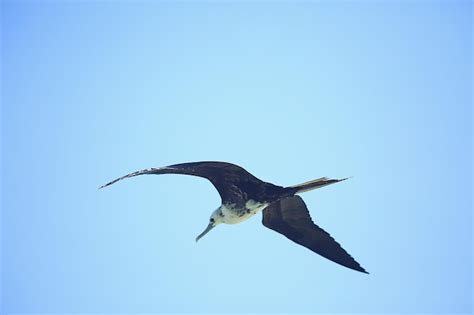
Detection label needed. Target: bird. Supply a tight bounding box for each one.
[100,161,368,274]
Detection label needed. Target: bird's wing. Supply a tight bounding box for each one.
[100,161,280,204]
[262,196,368,274]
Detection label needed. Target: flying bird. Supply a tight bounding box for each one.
[100,161,368,273]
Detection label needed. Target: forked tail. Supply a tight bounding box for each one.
[289,176,350,194]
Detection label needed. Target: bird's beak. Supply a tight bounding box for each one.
[195,223,215,242]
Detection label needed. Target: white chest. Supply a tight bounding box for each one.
[220,200,269,224]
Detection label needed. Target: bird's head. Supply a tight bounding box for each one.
[195,207,223,242]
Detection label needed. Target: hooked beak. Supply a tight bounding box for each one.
[195,223,215,242]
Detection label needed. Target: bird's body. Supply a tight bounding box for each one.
[216,200,269,224]
[100,161,368,274]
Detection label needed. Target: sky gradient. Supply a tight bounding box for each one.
[1,1,472,314]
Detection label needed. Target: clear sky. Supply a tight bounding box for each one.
[1,1,472,314]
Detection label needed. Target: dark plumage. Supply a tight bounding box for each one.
[263,195,368,273]
[100,162,289,207]
[100,161,368,274]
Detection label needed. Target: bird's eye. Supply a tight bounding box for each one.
[210,218,215,223]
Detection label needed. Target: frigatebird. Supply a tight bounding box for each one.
[100,161,368,273]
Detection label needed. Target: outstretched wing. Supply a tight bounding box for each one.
[262,196,368,274]
[100,161,283,205]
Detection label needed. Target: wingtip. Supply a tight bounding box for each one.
[358,266,369,274]
[99,180,117,190]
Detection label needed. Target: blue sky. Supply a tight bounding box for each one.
[1,1,472,314]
